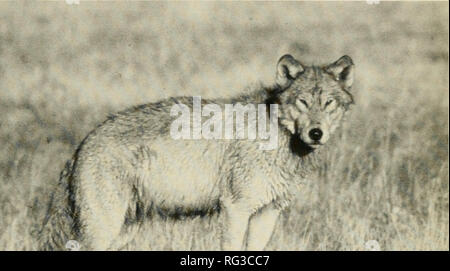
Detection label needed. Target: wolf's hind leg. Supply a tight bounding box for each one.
[79,171,131,251]
[81,196,129,250]
[245,204,280,250]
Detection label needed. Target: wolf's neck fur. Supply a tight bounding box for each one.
[275,125,322,180]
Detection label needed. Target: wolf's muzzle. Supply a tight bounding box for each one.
[308,128,323,141]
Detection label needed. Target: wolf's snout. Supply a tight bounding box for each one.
[308,128,323,141]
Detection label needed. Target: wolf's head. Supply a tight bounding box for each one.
[274,54,354,149]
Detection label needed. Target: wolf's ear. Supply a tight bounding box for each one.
[276,54,304,88]
[325,55,354,89]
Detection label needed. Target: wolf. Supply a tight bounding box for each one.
[38,54,355,251]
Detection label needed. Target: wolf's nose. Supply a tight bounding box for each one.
[309,128,323,141]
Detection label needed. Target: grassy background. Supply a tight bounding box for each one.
[0,1,448,250]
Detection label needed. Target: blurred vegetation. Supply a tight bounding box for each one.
[0,1,448,250]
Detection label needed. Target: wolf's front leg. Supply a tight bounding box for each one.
[245,204,280,250]
[220,197,252,251]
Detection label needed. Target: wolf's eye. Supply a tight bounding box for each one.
[325,99,334,107]
[299,99,309,108]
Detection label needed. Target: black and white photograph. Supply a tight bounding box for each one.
[0,0,448,254]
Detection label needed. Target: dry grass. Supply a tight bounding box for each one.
[0,1,448,251]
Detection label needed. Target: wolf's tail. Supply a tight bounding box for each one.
[37,159,78,251]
